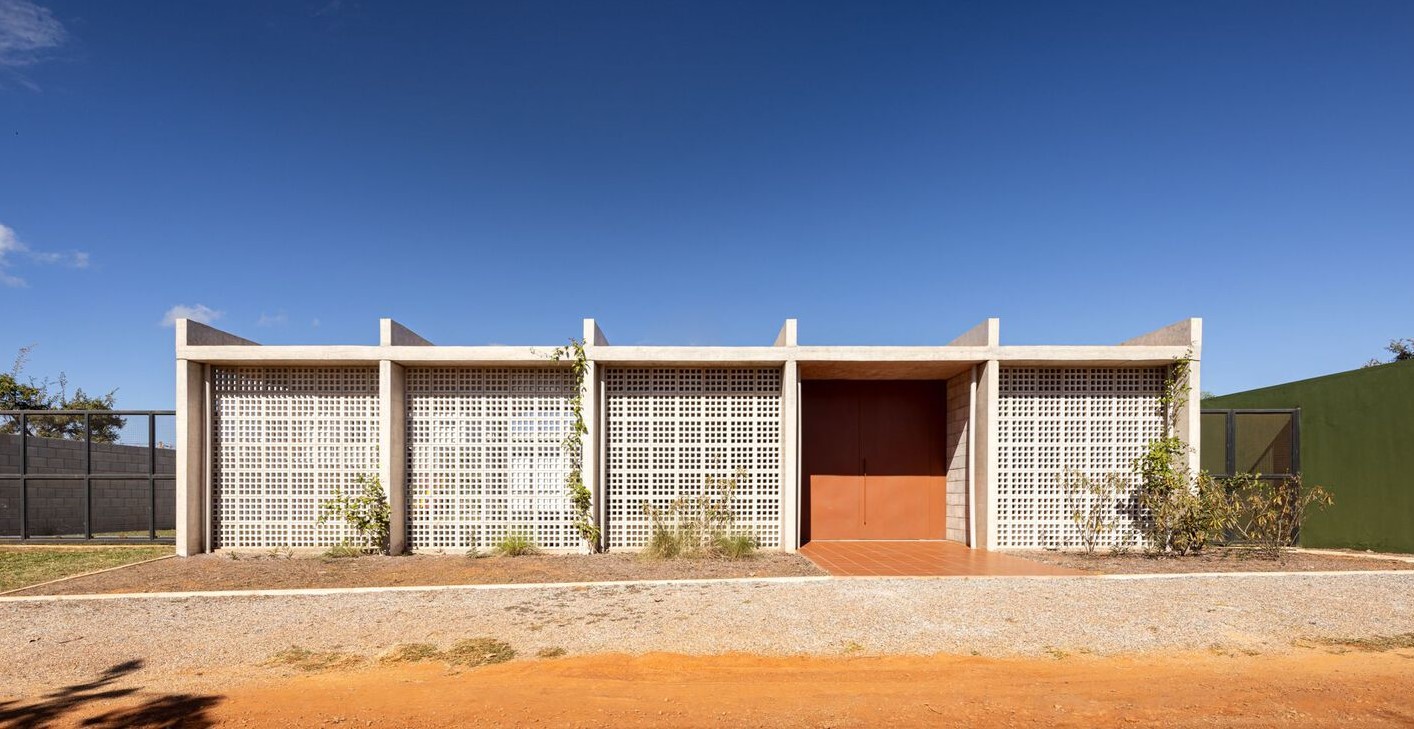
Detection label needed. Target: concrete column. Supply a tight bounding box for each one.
[175,359,205,556]
[779,359,800,551]
[1180,355,1202,475]
[379,360,407,554]
[581,359,600,553]
[973,359,1000,550]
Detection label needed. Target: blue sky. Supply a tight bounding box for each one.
[2,0,1411,415]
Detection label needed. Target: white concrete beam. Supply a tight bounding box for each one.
[1121,317,1202,347]
[176,319,257,347]
[774,319,798,347]
[380,319,432,346]
[583,318,609,346]
[948,318,999,347]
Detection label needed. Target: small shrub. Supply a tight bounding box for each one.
[643,526,686,560]
[1060,470,1125,553]
[1238,475,1333,557]
[381,643,441,664]
[536,646,567,659]
[317,474,391,554]
[714,533,757,559]
[641,469,757,560]
[494,532,539,557]
[442,638,516,667]
[1133,355,1242,556]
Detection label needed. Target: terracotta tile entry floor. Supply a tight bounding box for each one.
[799,540,1088,577]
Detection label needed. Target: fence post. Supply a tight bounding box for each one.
[84,413,92,539]
[18,413,27,539]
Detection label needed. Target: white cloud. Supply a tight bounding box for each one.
[0,0,66,69]
[162,304,223,327]
[257,311,288,327]
[0,221,89,287]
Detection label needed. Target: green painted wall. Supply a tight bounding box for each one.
[1204,360,1414,553]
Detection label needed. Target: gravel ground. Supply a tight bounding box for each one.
[3,572,1412,697]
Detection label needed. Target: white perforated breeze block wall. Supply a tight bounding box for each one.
[604,368,782,550]
[405,368,577,551]
[212,367,379,548]
[995,367,1166,549]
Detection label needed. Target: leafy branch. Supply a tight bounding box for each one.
[550,337,601,550]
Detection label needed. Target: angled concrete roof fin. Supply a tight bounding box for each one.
[949,318,999,347]
[1121,318,1202,348]
[583,318,609,346]
[380,319,432,346]
[177,319,257,347]
[774,319,798,347]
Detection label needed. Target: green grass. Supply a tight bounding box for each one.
[493,532,539,557]
[0,545,173,592]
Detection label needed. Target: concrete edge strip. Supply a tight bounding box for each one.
[0,554,177,598]
[3,568,1413,603]
[1288,548,1414,564]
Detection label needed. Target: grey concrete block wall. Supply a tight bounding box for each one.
[944,370,971,543]
[0,433,176,537]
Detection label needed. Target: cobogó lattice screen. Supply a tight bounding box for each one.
[405,367,578,551]
[212,367,380,548]
[995,366,1166,549]
[604,367,782,549]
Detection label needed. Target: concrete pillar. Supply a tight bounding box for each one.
[581,359,600,552]
[379,360,407,554]
[972,360,1000,550]
[1179,353,1202,475]
[779,359,800,551]
[175,359,205,556]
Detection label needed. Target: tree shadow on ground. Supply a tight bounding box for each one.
[0,658,222,728]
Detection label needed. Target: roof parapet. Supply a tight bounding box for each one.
[176,319,257,348]
[380,319,432,346]
[1121,318,1202,349]
[773,319,798,347]
[949,318,999,347]
[583,318,609,346]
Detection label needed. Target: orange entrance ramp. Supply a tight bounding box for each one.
[800,541,1087,577]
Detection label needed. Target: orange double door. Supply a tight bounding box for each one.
[802,381,947,541]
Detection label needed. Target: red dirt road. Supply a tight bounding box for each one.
[38,649,1414,728]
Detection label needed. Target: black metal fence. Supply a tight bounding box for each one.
[0,410,176,543]
[1200,408,1300,479]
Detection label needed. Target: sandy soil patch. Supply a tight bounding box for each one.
[1018,546,1414,574]
[10,550,823,595]
[14,648,1414,728]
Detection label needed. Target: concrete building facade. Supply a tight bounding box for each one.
[172,316,1201,556]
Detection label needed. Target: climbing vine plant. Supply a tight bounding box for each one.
[550,337,601,550]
